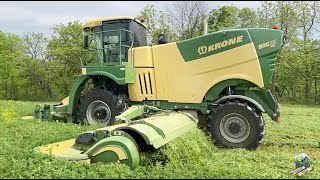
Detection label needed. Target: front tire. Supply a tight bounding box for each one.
[208,100,265,150]
[77,87,130,126]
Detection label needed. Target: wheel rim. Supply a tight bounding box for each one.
[219,113,250,143]
[86,100,111,125]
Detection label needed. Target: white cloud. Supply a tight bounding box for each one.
[221,1,261,9]
[0,6,33,22]
[0,1,261,37]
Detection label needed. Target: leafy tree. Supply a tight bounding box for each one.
[20,32,54,99]
[203,6,257,34]
[238,7,257,28]
[208,5,239,32]
[137,5,175,44]
[22,32,48,60]
[166,1,208,40]
[0,31,27,100]
[47,21,89,98]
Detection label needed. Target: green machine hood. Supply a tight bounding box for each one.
[248,28,283,88]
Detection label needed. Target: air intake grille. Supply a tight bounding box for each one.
[138,71,153,95]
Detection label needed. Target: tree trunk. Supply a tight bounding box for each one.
[305,78,310,104]
[305,64,310,104]
[25,83,29,100]
[315,78,318,104]
[46,83,53,98]
[34,85,38,99]
[292,85,296,102]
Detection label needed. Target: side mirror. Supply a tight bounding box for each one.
[158,34,168,44]
[84,35,89,49]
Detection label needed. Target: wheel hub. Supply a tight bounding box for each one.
[86,100,111,125]
[94,107,107,120]
[220,113,250,143]
[229,122,241,134]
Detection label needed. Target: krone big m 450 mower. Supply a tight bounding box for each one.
[31,16,282,168]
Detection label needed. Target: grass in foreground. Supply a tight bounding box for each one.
[0,100,320,178]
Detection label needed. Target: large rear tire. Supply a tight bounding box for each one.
[208,100,265,150]
[77,87,130,126]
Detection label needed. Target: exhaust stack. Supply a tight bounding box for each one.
[204,16,209,35]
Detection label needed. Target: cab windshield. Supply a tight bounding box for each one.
[85,19,147,66]
[87,20,134,65]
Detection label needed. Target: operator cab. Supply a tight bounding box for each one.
[83,16,147,65]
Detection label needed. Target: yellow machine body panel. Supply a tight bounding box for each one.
[132,46,154,67]
[128,47,157,101]
[128,68,157,101]
[153,42,263,103]
[128,42,263,103]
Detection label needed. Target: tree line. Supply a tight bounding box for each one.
[0,1,319,104]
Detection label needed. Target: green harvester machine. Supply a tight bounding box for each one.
[28,16,283,169]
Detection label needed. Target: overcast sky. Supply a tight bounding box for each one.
[0,1,261,37]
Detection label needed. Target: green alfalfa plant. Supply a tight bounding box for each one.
[0,100,17,125]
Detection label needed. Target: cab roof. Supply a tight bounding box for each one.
[83,16,146,30]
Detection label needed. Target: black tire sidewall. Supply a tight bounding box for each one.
[210,101,263,149]
[77,88,119,126]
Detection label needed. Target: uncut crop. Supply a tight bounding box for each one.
[1,100,320,179]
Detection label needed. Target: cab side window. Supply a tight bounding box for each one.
[129,21,147,47]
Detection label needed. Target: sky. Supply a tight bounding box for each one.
[0,1,261,37]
